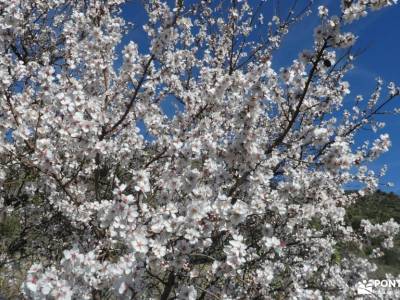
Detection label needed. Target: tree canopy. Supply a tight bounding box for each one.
[0,0,399,299]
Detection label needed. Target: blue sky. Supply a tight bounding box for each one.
[120,0,400,193]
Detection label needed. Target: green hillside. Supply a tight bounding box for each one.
[345,190,400,278]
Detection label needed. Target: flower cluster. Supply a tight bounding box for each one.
[342,0,398,23]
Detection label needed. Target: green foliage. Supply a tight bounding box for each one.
[331,248,341,265]
[309,217,322,231]
[0,213,29,299]
[0,214,21,239]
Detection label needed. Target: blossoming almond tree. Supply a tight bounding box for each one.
[1,0,400,299]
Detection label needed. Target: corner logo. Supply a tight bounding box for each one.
[356,279,400,296]
[357,280,373,295]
